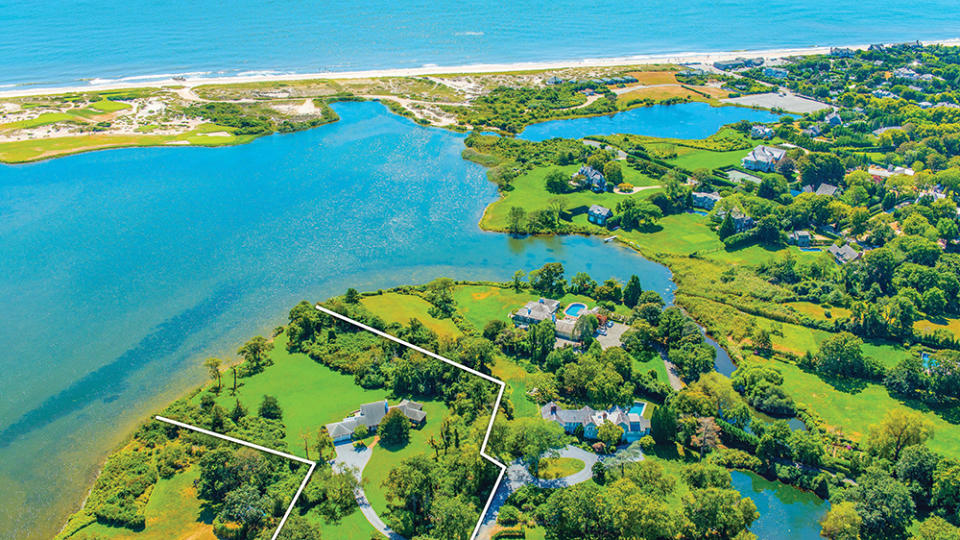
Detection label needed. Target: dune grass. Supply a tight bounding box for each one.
[360,292,462,338]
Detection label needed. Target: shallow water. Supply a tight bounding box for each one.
[1,1,959,87]
[0,101,676,538]
[731,470,830,539]
[517,102,782,141]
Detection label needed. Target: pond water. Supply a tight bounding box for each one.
[731,470,830,539]
[0,101,677,539]
[516,102,782,142]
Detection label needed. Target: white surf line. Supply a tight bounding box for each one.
[154,415,317,540]
[315,304,507,540]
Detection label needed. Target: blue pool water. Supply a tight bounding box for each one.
[565,303,586,317]
[1,1,959,87]
[629,402,647,416]
[517,102,783,141]
[0,101,676,538]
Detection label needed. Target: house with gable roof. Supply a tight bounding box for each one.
[325,399,427,444]
[741,145,786,172]
[541,401,650,442]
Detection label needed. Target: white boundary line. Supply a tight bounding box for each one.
[154,415,317,540]
[315,304,507,540]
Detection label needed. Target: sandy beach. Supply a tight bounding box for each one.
[3,38,959,100]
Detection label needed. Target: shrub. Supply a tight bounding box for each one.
[639,435,656,451]
[497,504,521,526]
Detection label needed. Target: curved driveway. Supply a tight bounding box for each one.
[333,442,406,540]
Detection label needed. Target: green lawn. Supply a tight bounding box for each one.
[89,100,132,112]
[616,213,722,256]
[0,112,80,131]
[490,355,541,418]
[634,355,670,386]
[306,505,383,540]
[786,301,852,322]
[666,147,751,170]
[536,457,585,479]
[203,333,391,458]
[362,400,456,525]
[762,359,960,457]
[361,292,462,337]
[915,317,960,340]
[66,467,215,540]
[452,284,629,332]
[480,164,660,231]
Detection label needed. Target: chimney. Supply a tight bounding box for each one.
[550,405,557,415]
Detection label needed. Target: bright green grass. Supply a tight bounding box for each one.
[362,400,454,525]
[0,112,79,131]
[616,213,722,256]
[0,129,255,163]
[761,359,960,457]
[203,333,391,458]
[536,457,585,479]
[89,100,132,112]
[451,284,629,332]
[305,505,383,540]
[703,243,825,266]
[490,356,540,418]
[634,355,670,385]
[67,467,215,540]
[750,316,912,369]
[666,147,751,170]
[361,292,462,337]
[480,165,660,230]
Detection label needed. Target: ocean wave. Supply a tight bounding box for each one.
[455,31,484,36]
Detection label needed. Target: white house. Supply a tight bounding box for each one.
[326,400,427,444]
[541,401,650,442]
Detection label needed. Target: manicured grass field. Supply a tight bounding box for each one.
[536,457,585,479]
[480,165,660,231]
[204,334,391,458]
[761,358,960,457]
[89,100,133,113]
[634,355,670,385]
[361,292,462,338]
[666,147,752,170]
[67,467,215,539]
[305,507,382,540]
[617,213,722,256]
[362,400,462,525]
[617,86,706,105]
[452,284,629,332]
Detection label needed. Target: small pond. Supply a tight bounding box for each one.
[731,470,829,540]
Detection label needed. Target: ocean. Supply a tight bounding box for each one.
[0,0,959,87]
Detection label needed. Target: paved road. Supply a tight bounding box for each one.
[333,442,406,540]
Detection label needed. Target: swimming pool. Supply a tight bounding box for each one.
[565,302,587,317]
[629,402,646,416]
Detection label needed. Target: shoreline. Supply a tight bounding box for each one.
[4,38,960,99]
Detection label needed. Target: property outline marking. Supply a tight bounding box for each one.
[154,415,317,540]
[315,304,507,540]
[153,304,508,540]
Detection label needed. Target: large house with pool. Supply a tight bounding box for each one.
[512,298,601,340]
[541,401,650,442]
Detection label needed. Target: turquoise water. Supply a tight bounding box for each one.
[0,102,677,539]
[628,402,646,416]
[731,470,829,539]
[518,102,782,141]
[565,303,586,317]
[1,1,959,87]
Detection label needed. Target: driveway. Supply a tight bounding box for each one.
[596,322,629,349]
[333,442,406,540]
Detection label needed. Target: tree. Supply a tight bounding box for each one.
[315,428,335,461]
[573,314,600,342]
[867,410,934,461]
[913,516,960,540]
[512,269,526,292]
[570,271,597,295]
[258,395,283,420]
[430,495,476,540]
[896,444,940,508]
[344,287,360,303]
[597,420,624,450]
[622,275,643,308]
[841,469,915,538]
[526,319,556,365]
[603,160,623,184]
[817,332,874,378]
[691,417,721,458]
[753,328,773,356]
[545,168,568,193]
[353,424,369,441]
[798,152,844,186]
[820,501,862,540]
[378,408,411,446]
[718,211,736,240]
[651,403,679,444]
[219,484,271,527]
[682,487,759,539]
[203,357,222,393]
[238,336,274,375]
[529,262,565,296]
[617,198,662,230]
[507,206,526,234]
